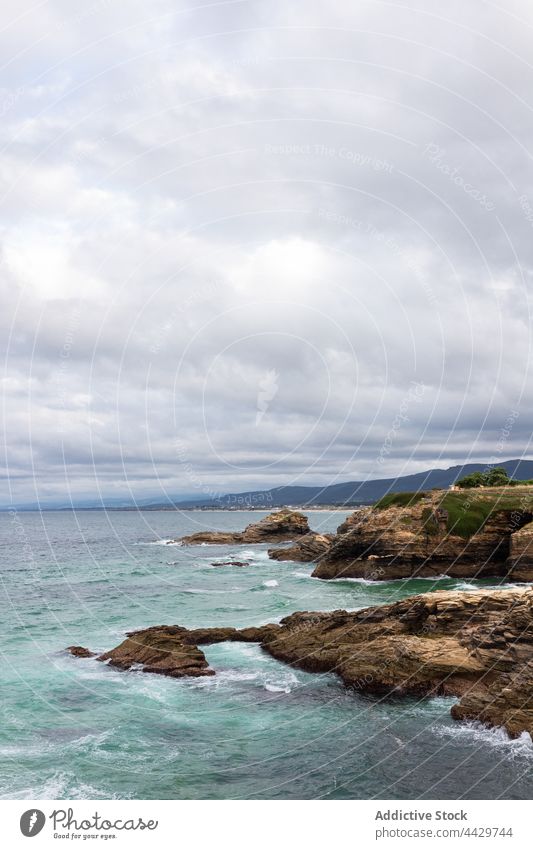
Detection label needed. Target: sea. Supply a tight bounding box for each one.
[1,509,532,800]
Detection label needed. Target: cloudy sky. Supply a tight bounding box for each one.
[2,0,533,506]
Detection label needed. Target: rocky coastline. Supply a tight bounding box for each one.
[69,587,533,739]
[67,493,533,741]
[171,488,533,581]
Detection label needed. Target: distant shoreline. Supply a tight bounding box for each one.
[1,505,365,514]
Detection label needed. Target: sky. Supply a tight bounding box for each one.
[1,0,533,507]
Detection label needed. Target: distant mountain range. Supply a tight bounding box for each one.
[9,459,533,511]
[157,458,533,510]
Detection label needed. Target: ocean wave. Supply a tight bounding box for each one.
[236,548,271,561]
[434,721,533,757]
[180,587,244,595]
[264,682,291,693]
[187,653,300,694]
[234,645,269,662]
[228,669,298,694]
[0,771,120,800]
[142,538,181,546]
[67,728,115,752]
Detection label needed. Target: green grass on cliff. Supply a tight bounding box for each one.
[374,491,427,510]
[441,490,533,538]
[440,493,495,539]
[374,487,533,539]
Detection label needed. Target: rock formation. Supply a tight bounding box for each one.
[66,645,96,658]
[69,587,533,738]
[268,532,334,562]
[507,520,533,581]
[176,509,310,546]
[211,560,249,567]
[310,488,533,581]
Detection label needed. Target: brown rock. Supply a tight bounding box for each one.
[312,490,533,581]
[211,560,249,567]
[268,532,334,562]
[70,586,533,736]
[507,519,533,581]
[66,645,96,658]
[335,509,372,535]
[97,625,214,678]
[451,663,533,737]
[177,510,311,546]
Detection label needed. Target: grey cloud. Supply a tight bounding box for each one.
[2,0,533,505]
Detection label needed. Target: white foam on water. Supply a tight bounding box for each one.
[411,574,453,581]
[262,579,279,587]
[186,652,300,694]
[329,576,375,584]
[435,721,533,758]
[264,683,291,693]
[144,539,181,546]
[451,580,525,592]
[262,669,299,694]
[68,728,115,752]
[73,660,129,685]
[241,548,271,561]
[180,587,244,595]
[236,645,269,662]
[1,771,116,800]
[187,669,261,691]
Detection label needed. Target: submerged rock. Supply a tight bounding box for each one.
[66,645,96,658]
[70,587,533,738]
[177,509,310,546]
[211,560,249,567]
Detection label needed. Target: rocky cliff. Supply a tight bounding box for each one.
[310,488,533,581]
[68,587,533,738]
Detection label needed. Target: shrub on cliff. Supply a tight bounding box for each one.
[456,467,510,488]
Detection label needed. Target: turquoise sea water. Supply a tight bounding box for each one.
[1,509,532,800]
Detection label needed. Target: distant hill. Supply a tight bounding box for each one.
[10,458,533,511]
[169,459,533,509]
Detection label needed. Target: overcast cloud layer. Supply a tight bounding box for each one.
[2,0,533,506]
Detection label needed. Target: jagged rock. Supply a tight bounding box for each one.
[177,510,310,546]
[335,509,372,535]
[211,560,249,567]
[70,587,533,737]
[268,532,333,562]
[93,623,281,677]
[97,625,215,678]
[451,663,533,736]
[507,520,533,581]
[312,490,533,580]
[66,645,96,658]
